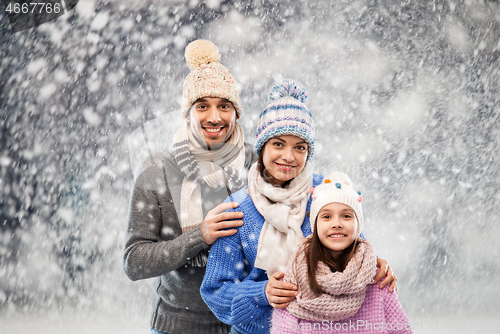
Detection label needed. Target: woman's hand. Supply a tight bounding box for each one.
[265,271,298,309]
[374,257,398,293]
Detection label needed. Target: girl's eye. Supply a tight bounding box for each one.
[322,215,331,219]
[296,145,306,151]
[343,214,352,219]
[273,142,283,147]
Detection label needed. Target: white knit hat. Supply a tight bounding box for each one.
[309,172,364,235]
[182,40,241,117]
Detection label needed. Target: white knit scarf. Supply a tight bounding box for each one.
[172,123,245,265]
[248,163,313,277]
[284,237,377,322]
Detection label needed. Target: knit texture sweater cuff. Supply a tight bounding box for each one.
[184,223,209,252]
[248,280,269,306]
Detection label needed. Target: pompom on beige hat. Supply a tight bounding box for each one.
[182,40,241,117]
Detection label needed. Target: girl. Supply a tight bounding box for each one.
[271,172,413,334]
[200,80,395,334]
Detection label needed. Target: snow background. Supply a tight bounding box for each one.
[1,0,499,333]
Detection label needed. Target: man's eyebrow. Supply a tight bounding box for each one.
[194,98,232,104]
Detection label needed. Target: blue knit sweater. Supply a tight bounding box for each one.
[200,174,324,334]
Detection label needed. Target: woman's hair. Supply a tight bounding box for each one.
[304,216,359,296]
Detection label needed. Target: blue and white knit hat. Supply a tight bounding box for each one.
[309,172,364,235]
[254,80,315,160]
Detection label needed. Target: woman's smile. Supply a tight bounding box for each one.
[275,162,297,172]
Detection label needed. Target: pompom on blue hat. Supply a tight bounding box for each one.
[255,79,315,160]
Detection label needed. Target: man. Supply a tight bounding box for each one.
[123,40,255,334]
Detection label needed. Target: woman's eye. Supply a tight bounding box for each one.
[273,142,283,147]
[296,145,306,151]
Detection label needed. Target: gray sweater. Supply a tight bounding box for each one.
[123,143,257,334]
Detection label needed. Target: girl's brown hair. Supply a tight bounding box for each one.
[304,215,359,296]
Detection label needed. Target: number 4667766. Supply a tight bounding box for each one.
[6,2,62,14]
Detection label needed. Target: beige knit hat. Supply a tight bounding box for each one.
[309,172,364,235]
[182,40,241,117]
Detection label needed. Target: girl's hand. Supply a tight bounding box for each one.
[374,257,398,293]
[265,271,298,309]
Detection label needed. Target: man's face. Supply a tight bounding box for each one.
[188,97,238,149]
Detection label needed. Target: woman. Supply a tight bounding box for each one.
[200,80,395,334]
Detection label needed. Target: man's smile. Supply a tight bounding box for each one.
[203,126,225,136]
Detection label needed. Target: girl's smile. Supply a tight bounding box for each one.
[327,233,347,239]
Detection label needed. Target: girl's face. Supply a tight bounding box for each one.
[261,135,308,186]
[316,202,358,258]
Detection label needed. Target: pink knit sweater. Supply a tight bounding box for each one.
[272,281,413,333]
[271,238,413,334]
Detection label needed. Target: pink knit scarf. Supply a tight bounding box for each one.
[284,237,377,322]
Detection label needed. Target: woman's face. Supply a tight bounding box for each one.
[316,202,358,258]
[261,135,308,186]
